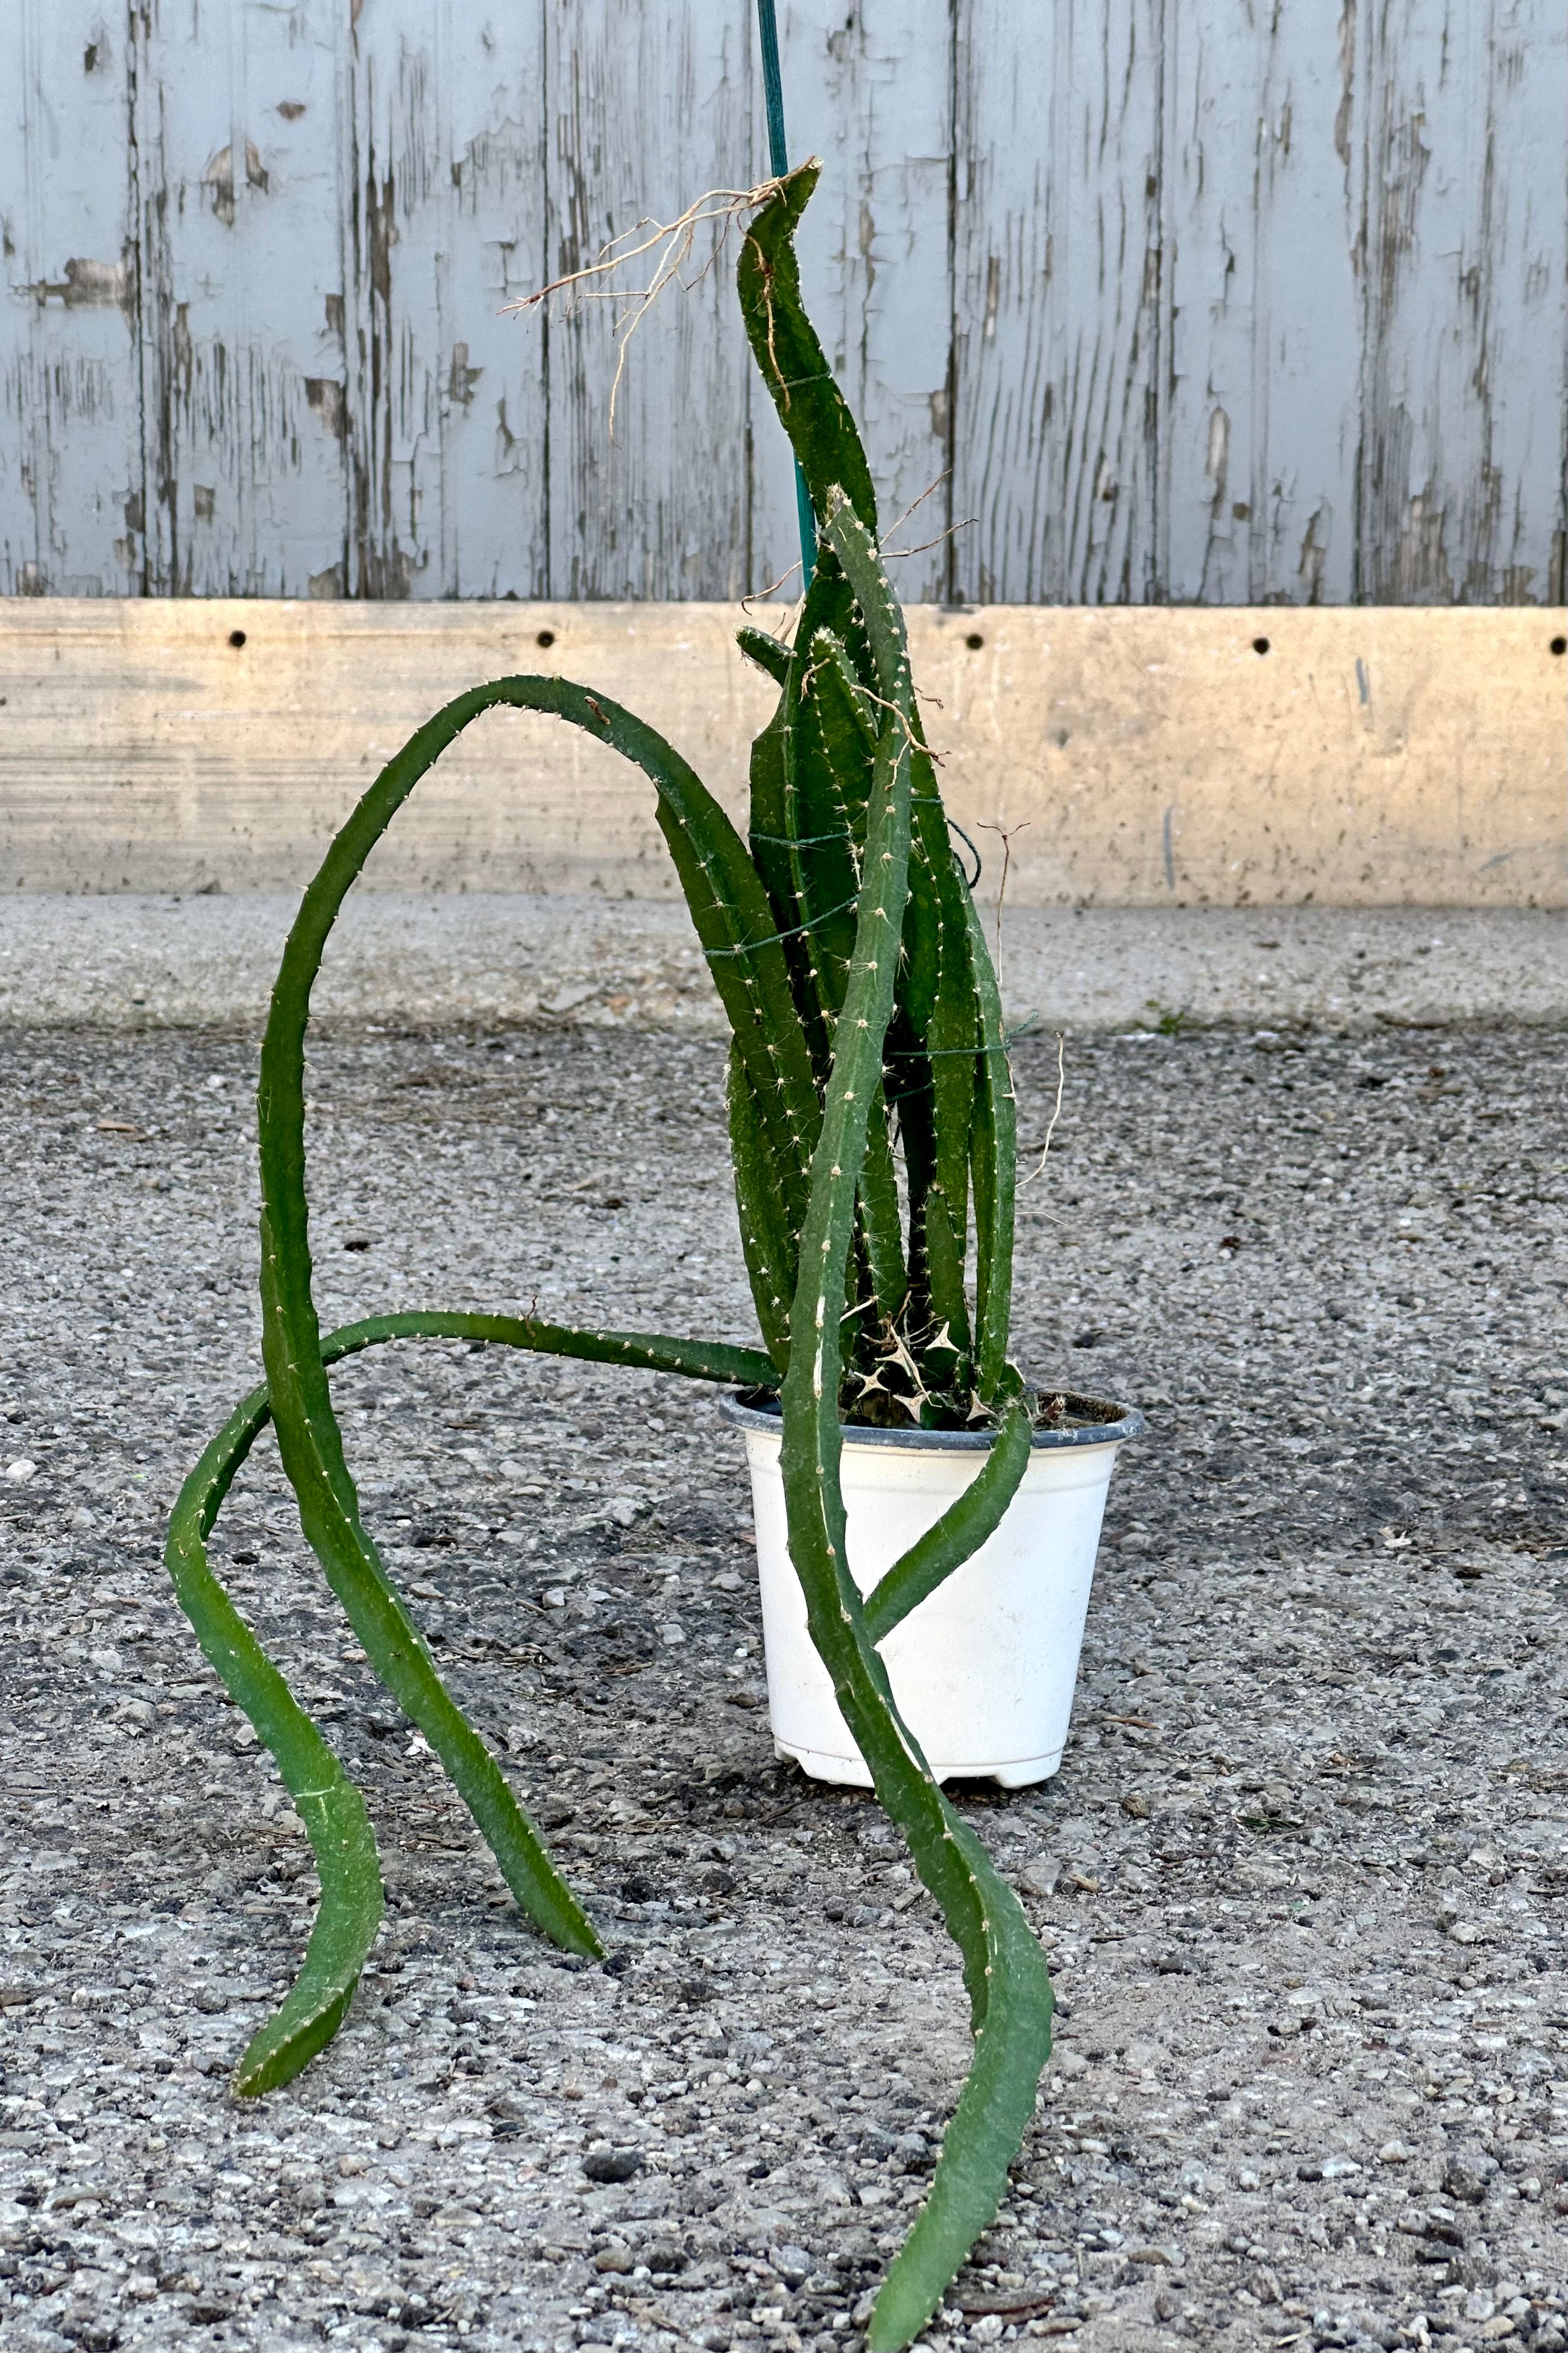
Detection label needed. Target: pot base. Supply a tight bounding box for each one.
[774,1737,1063,1792]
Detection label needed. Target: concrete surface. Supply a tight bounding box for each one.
[2,601,1563,903]
[1,1017,1565,2353]
[1,895,1564,1033]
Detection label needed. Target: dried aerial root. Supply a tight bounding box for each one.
[508,172,795,436]
[1020,1030,1068,1189]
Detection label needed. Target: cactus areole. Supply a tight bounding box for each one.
[166,166,1132,2348]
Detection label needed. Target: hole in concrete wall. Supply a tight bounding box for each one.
[1551,635,1566,656]
[537,629,556,649]
[965,632,984,650]
[1252,636,1270,655]
[228,629,247,649]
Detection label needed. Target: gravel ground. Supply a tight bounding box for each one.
[2,896,1566,1033]
[1,1011,1566,2353]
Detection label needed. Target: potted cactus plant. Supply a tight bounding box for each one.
[167,163,1139,2350]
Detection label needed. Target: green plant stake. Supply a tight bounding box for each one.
[754,0,817,589]
[168,162,1055,2348]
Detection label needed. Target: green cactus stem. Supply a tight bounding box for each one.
[168,159,1062,2348]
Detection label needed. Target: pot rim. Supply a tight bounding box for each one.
[718,1386,1144,1452]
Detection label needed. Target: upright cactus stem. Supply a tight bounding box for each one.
[166,157,1049,2349]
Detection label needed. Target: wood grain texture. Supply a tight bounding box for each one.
[1,2,1563,602]
[954,0,1165,603]
[1,0,140,596]
[1356,0,1567,603]
[543,0,754,600]
[339,1,550,599]
[1160,0,1364,603]
[133,0,349,597]
[1,599,1560,903]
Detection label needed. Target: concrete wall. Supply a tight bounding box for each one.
[3,1,1564,606]
[2,600,1561,904]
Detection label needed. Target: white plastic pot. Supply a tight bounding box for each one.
[720,1391,1142,1790]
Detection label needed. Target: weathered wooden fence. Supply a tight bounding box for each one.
[4,1,1564,606]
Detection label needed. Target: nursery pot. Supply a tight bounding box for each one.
[720,1390,1143,1790]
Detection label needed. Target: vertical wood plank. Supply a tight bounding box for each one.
[439,8,550,598]
[131,0,349,597]
[339,1,440,597]
[1488,0,1568,605]
[542,1,753,600]
[1357,0,1568,603]
[757,0,954,603]
[4,1,1564,608]
[952,0,1165,602]
[1,1,140,595]
[948,1,1053,604]
[1160,2,1364,604]
[341,1,549,599]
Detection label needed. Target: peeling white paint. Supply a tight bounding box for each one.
[1,2,1563,602]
